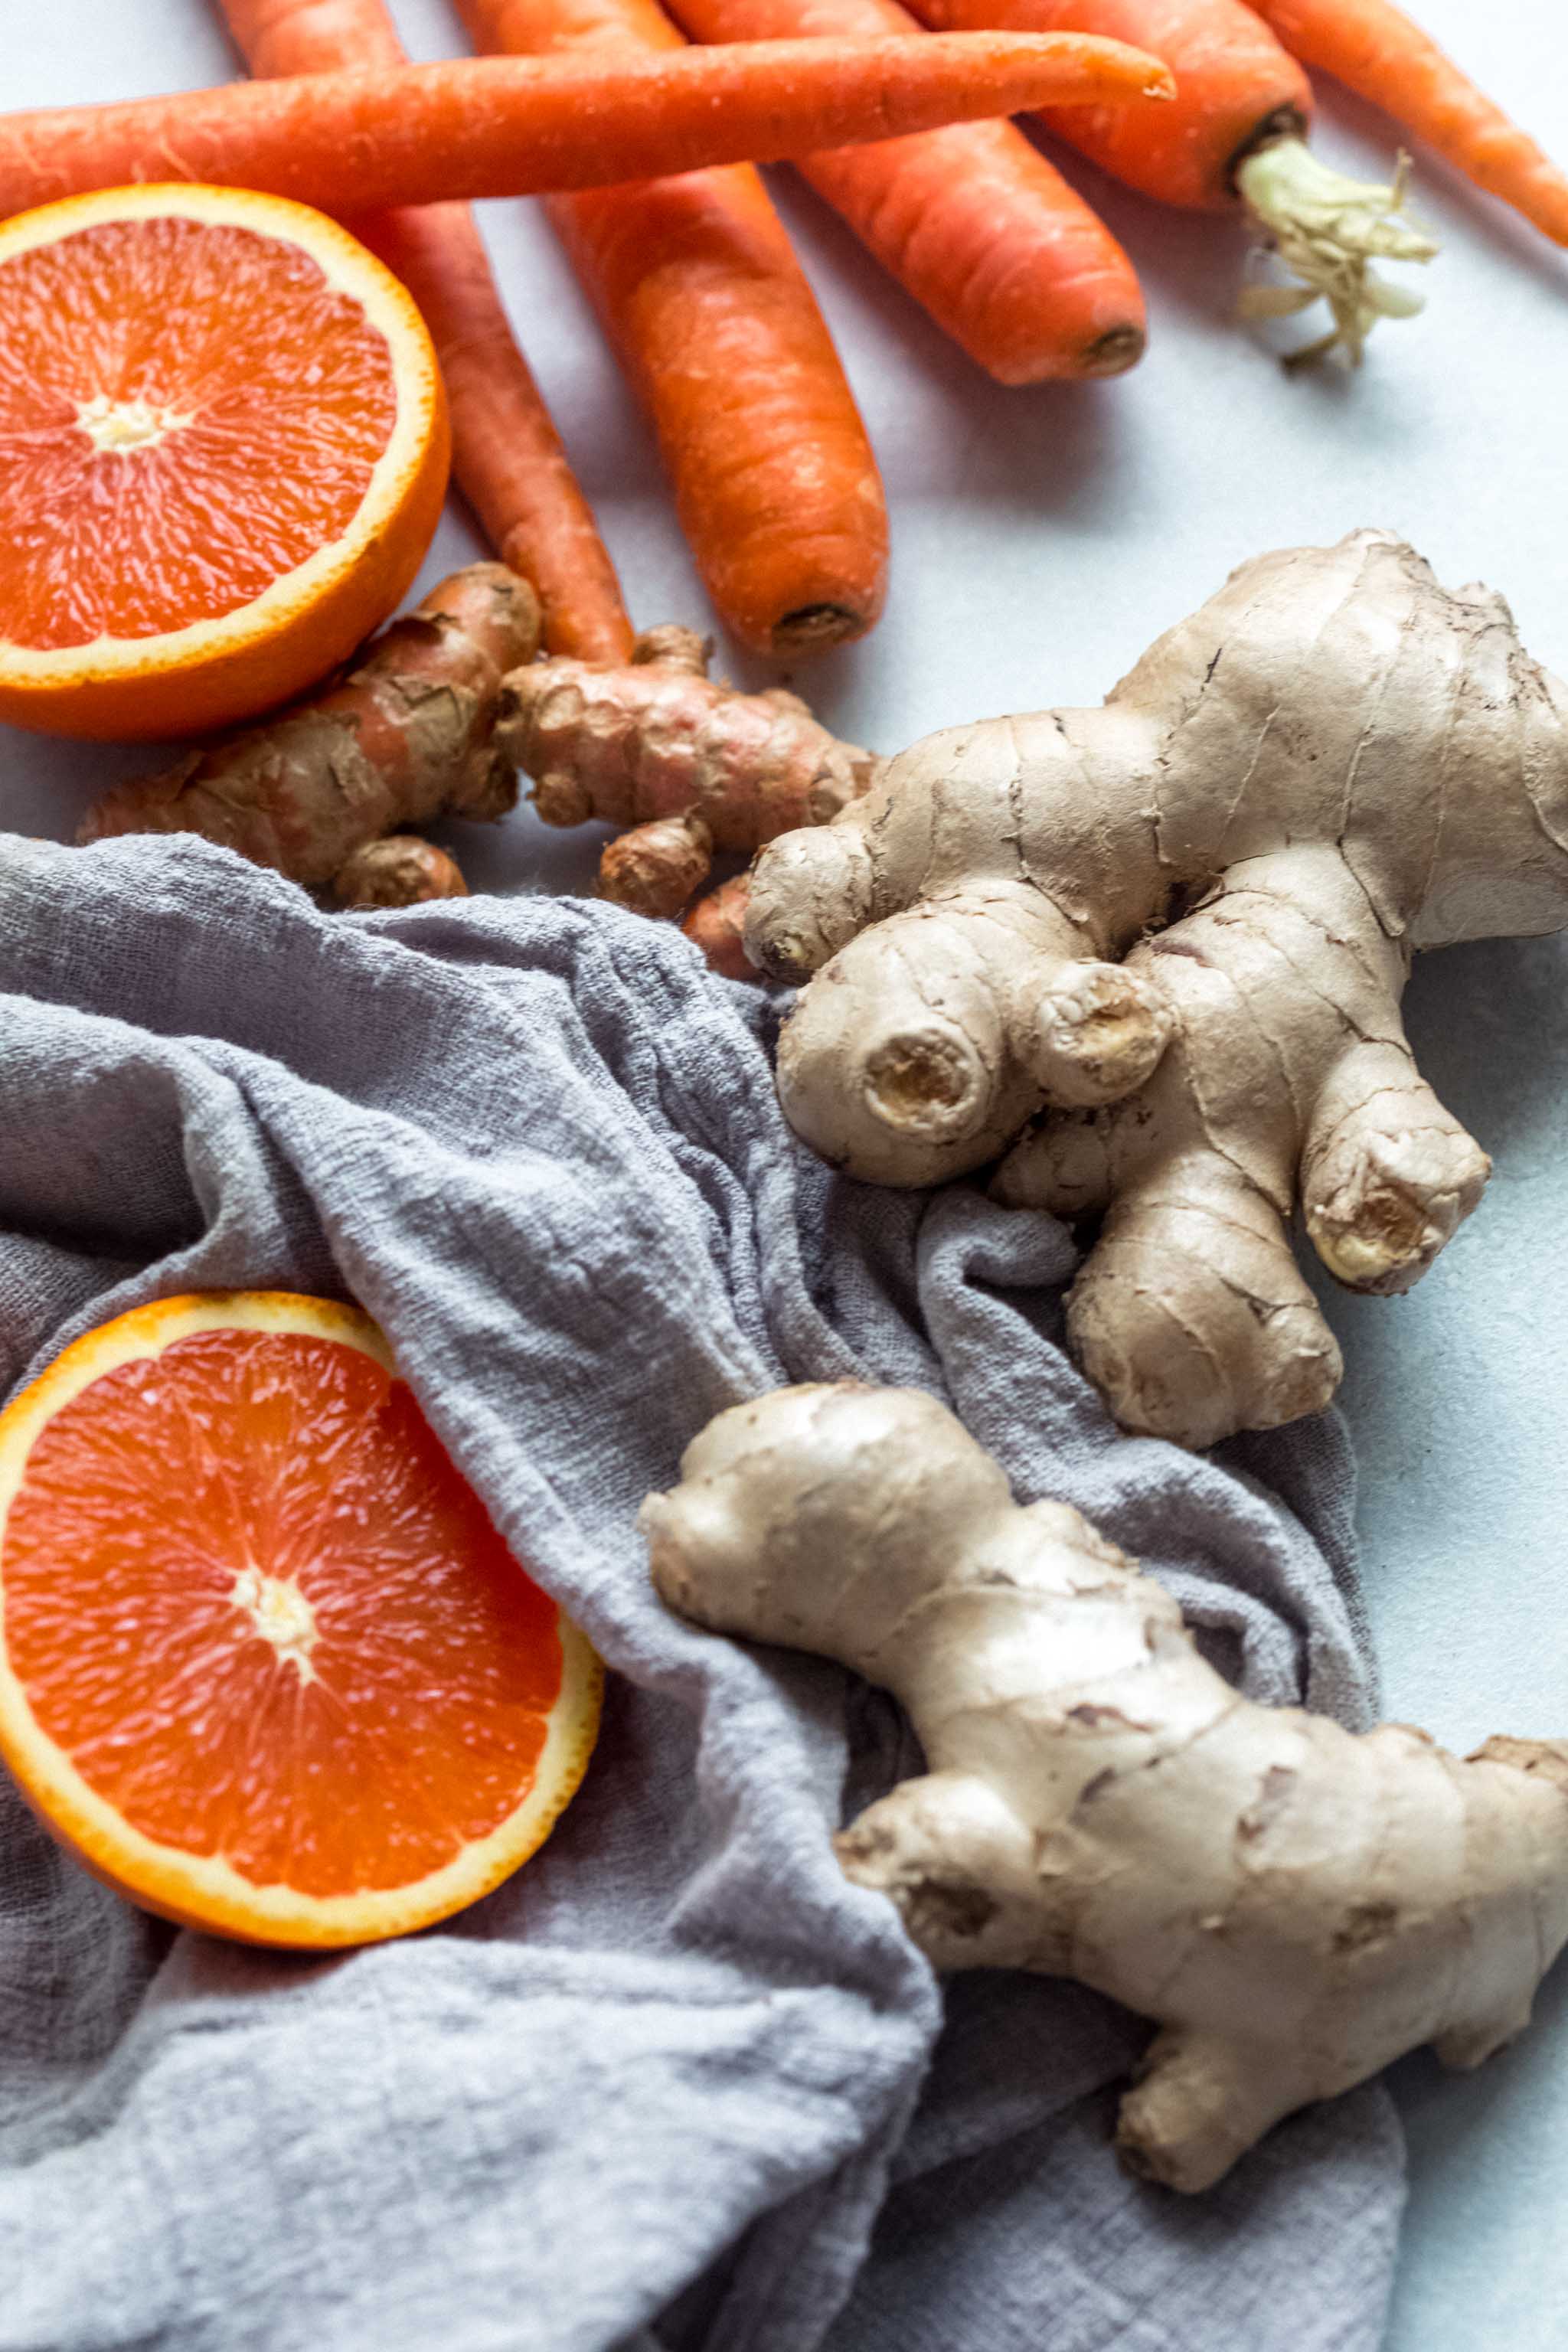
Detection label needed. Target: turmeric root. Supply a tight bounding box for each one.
[746,530,1568,1447]
[75,567,873,949]
[681,871,755,978]
[77,564,539,904]
[644,1382,1568,2193]
[494,628,882,936]
[332,835,469,906]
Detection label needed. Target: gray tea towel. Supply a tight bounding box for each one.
[0,835,1402,2352]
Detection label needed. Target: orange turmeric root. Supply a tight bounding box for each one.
[681,871,754,977]
[78,565,539,903]
[333,835,470,906]
[494,629,883,942]
[80,568,875,962]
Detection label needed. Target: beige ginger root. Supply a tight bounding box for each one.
[494,627,881,965]
[78,565,541,906]
[746,531,1568,1448]
[644,1381,1568,2192]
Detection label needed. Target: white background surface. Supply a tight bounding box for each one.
[5,2,1568,2342]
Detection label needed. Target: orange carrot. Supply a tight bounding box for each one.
[217,0,632,659]
[0,38,1174,221]
[902,0,1438,365]
[906,0,1312,209]
[1245,0,1568,245]
[363,209,632,658]
[459,0,893,657]
[667,0,1146,383]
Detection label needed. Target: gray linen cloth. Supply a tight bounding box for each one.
[0,835,1402,2352]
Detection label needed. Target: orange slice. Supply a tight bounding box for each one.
[0,185,449,741]
[0,1293,600,1947]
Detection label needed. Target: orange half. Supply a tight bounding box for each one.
[0,185,449,740]
[0,1293,600,1947]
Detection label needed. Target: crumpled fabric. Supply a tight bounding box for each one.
[0,836,1401,2352]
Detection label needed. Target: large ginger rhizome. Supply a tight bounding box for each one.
[644,1383,1568,2194]
[746,531,1568,1448]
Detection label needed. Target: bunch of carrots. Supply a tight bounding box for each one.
[6,0,1564,661]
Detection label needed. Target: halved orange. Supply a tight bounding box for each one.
[0,1293,600,1947]
[0,185,449,740]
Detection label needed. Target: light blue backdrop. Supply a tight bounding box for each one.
[5,2,1567,2341]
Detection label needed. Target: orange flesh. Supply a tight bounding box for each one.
[0,216,397,651]
[2,1329,562,1899]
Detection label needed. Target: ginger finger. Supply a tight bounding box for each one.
[1300,1042,1491,1292]
[1116,2027,1326,2190]
[991,1106,1113,1220]
[1061,1149,1346,1447]
[772,881,1171,1187]
[742,814,879,981]
[1018,956,1172,1109]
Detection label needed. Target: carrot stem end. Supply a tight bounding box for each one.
[1236,135,1437,368]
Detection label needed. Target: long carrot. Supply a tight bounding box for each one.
[1245,0,1568,246]
[666,0,1146,383]
[905,0,1310,209]
[0,38,1174,222]
[218,0,632,660]
[361,210,632,656]
[459,0,891,658]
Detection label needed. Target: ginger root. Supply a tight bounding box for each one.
[494,626,881,941]
[644,1381,1568,2193]
[746,531,1568,1447]
[78,564,540,905]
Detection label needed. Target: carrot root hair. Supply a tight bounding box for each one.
[1236,135,1437,367]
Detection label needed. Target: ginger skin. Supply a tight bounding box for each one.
[493,626,881,936]
[78,565,540,906]
[746,531,1568,1447]
[644,1382,1568,2194]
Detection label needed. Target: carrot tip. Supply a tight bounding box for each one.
[769,603,874,656]
[1083,322,1146,376]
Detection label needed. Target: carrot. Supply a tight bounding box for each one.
[905,0,1439,364]
[904,0,1310,209]
[217,0,632,660]
[0,38,1174,221]
[665,0,1146,383]
[459,0,893,657]
[1245,0,1568,246]
[361,210,632,657]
